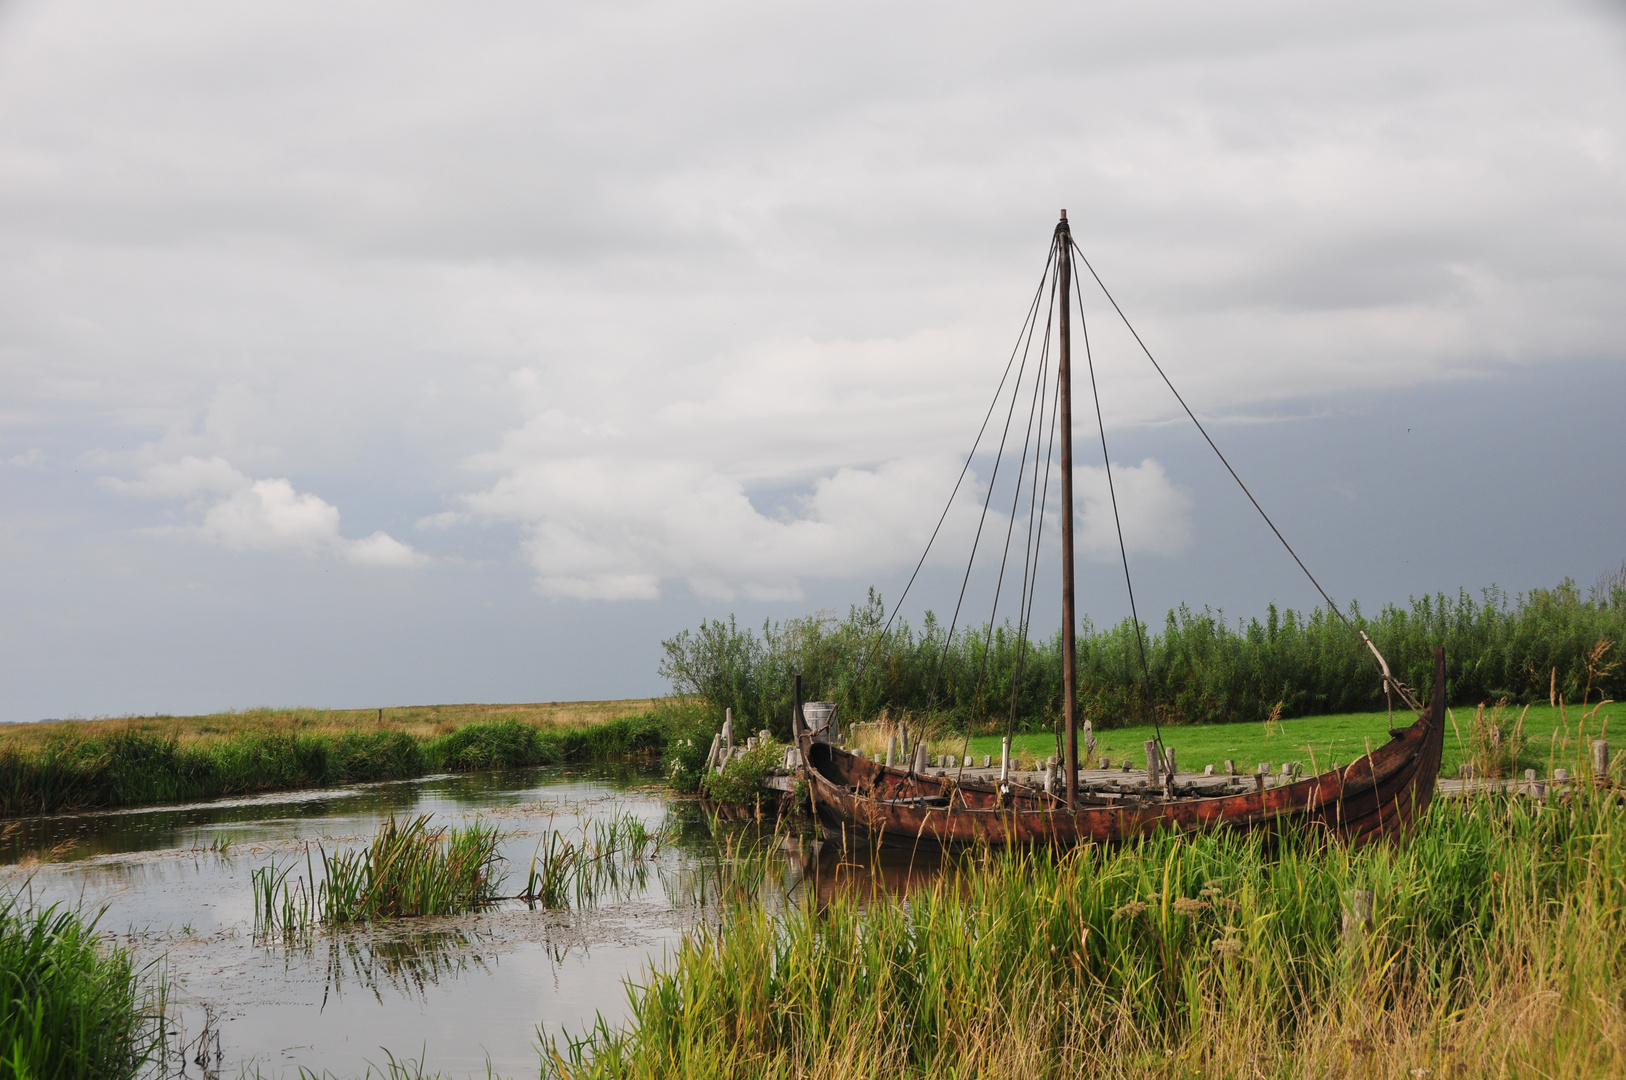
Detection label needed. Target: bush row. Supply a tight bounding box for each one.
[0,713,671,818]
[660,579,1626,736]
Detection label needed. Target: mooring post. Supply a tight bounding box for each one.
[1164,746,1177,777]
[1342,888,1374,947]
[1000,736,1011,782]
[723,708,735,755]
[1144,740,1162,784]
[913,742,929,774]
[885,735,897,768]
[1224,759,1235,776]
[1594,739,1610,785]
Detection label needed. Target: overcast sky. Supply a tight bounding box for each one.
[3,0,1624,721]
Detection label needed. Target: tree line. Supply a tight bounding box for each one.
[658,578,1626,738]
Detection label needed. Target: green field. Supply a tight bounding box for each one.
[932,700,1620,778]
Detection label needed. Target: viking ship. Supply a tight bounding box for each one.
[795,212,1446,847]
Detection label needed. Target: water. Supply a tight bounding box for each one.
[0,764,777,1078]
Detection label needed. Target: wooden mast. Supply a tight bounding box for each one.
[1057,211,1078,809]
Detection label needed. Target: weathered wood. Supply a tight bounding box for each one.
[886,735,897,768]
[1164,746,1177,777]
[1058,210,1078,809]
[1203,764,1214,777]
[1145,740,1162,784]
[1224,759,1235,776]
[705,733,722,771]
[1342,888,1374,944]
[723,708,734,754]
[1595,739,1610,784]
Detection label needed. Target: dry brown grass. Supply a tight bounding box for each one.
[0,698,657,753]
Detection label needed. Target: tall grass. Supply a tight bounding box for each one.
[661,577,1626,733]
[548,794,1626,1078]
[253,814,504,936]
[0,712,671,818]
[522,813,661,910]
[0,890,165,1080]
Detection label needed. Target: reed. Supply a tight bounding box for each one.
[0,890,166,1080]
[547,793,1626,1078]
[254,814,505,936]
[0,711,670,818]
[522,812,662,910]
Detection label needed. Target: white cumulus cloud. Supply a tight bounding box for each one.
[458,452,981,601]
[102,456,428,567]
[1075,459,1194,561]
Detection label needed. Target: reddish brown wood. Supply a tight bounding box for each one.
[799,647,1447,848]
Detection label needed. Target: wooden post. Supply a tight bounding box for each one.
[1342,888,1374,946]
[1000,736,1011,782]
[723,708,734,754]
[1594,739,1610,785]
[983,754,991,768]
[1057,211,1078,809]
[885,735,897,768]
[792,679,804,741]
[1203,764,1214,776]
[912,743,928,775]
[1164,746,1177,777]
[705,733,722,771]
[1144,740,1162,784]
[1224,759,1235,776]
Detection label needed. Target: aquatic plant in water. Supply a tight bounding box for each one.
[253,814,504,935]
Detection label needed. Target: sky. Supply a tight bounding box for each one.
[2,0,1624,721]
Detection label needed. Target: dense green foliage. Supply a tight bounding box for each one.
[0,892,163,1080]
[551,794,1626,1078]
[254,814,505,933]
[0,713,670,818]
[660,579,1626,734]
[699,739,784,805]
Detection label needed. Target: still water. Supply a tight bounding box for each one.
[0,764,825,1078]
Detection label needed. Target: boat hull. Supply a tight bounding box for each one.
[801,648,1447,848]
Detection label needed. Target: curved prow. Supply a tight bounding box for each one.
[1409,645,1449,818]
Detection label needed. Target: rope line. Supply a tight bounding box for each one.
[1068,239,1356,633]
[928,259,1057,707]
[852,236,1059,697]
[1070,244,1161,748]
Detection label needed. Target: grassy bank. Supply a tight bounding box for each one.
[550,793,1626,1078]
[0,701,667,818]
[962,699,1617,779]
[0,891,165,1079]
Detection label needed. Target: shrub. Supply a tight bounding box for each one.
[700,739,783,804]
[0,892,164,1080]
[426,719,559,772]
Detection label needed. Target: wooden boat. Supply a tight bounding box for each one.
[799,645,1444,848]
[796,212,1447,847]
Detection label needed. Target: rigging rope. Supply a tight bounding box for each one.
[1068,236,1417,712]
[852,235,1058,695]
[928,259,1057,708]
[1070,245,1161,748]
[1068,239,1355,632]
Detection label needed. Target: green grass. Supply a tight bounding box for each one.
[0,891,165,1080]
[0,710,672,819]
[942,698,1620,778]
[254,814,505,935]
[547,793,1626,1079]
